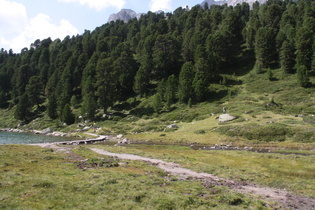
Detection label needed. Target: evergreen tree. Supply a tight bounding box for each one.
[14,64,31,98]
[95,57,117,112]
[165,74,178,109]
[153,93,162,113]
[296,27,313,70]
[255,27,277,70]
[134,66,149,97]
[266,68,274,81]
[192,58,210,102]
[297,65,310,87]
[280,40,296,74]
[60,103,75,125]
[14,93,29,121]
[152,34,182,80]
[0,90,7,108]
[47,93,58,119]
[178,62,195,103]
[70,95,80,109]
[81,92,97,121]
[25,76,42,108]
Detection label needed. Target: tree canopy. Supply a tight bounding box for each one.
[1,0,314,123]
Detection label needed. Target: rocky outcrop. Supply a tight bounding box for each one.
[108,9,141,23]
[201,0,267,8]
[200,0,224,7]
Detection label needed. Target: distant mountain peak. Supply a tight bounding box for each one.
[108,9,140,23]
[108,0,269,23]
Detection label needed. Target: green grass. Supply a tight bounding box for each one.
[0,145,269,209]
[90,144,315,198]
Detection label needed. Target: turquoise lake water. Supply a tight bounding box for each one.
[0,132,73,145]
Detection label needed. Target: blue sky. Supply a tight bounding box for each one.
[0,0,202,53]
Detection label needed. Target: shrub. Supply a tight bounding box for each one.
[195,129,206,134]
[217,123,290,142]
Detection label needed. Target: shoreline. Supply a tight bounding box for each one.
[0,128,119,146]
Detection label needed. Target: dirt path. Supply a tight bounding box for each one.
[90,148,315,210]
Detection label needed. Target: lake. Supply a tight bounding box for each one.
[0,131,74,145]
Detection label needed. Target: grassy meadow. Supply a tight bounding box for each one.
[1,68,315,209]
[0,145,271,209]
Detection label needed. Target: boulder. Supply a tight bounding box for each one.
[117,134,123,139]
[41,127,53,135]
[218,114,236,123]
[115,138,130,146]
[166,124,179,129]
[82,126,91,131]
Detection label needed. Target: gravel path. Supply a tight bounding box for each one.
[90,148,315,210]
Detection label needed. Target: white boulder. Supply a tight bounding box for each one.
[218,114,236,123]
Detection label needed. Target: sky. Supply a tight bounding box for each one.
[0,0,203,53]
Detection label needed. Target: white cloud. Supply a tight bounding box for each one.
[59,0,126,11]
[8,13,79,52]
[0,0,27,34]
[149,0,172,12]
[0,1,78,52]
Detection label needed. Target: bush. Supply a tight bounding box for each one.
[195,129,206,134]
[217,123,290,142]
[112,116,122,121]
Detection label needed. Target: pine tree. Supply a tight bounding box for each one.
[297,65,310,87]
[255,27,277,70]
[280,40,296,74]
[296,27,313,70]
[14,93,29,121]
[178,62,195,103]
[266,68,274,81]
[60,103,75,125]
[134,66,149,97]
[25,76,42,108]
[0,90,7,108]
[153,93,162,113]
[192,58,210,102]
[47,93,58,119]
[165,75,178,109]
[81,92,97,121]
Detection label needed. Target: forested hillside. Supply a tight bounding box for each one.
[1,0,315,124]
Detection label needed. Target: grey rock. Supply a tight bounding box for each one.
[82,126,91,131]
[108,9,138,23]
[166,124,179,129]
[41,127,53,135]
[218,114,236,123]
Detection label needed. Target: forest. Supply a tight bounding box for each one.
[1,0,315,124]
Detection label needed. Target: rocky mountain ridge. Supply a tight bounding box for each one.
[108,9,143,23]
[108,0,268,23]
